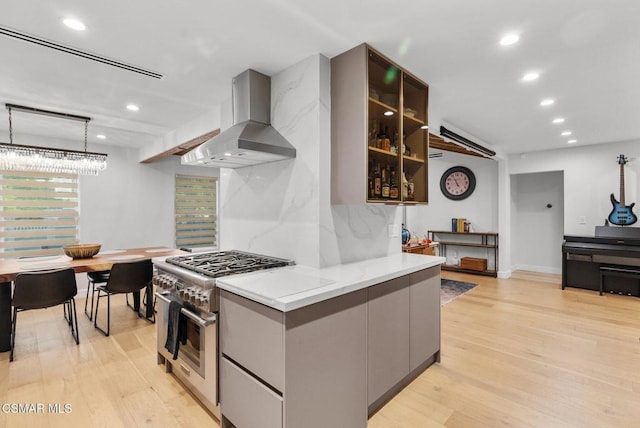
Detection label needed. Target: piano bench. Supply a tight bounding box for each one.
[599,266,640,296]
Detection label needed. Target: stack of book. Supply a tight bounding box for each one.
[451,218,470,233]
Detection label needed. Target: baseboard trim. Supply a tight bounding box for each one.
[512,264,561,275]
[497,269,512,279]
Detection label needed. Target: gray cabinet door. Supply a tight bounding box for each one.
[367,276,411,406]
[220,356,283,428]
[220,290,285,392]
[409,266,441,371]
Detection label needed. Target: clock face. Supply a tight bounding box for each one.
[440,166,476,200]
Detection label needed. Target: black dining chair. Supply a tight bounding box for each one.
[84,270,110,321]
[11,268,79,362]
[93,259,154,336]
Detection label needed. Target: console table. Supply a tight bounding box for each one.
[428,230,498,277]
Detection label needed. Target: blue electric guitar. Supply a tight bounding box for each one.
[608,154,637,226]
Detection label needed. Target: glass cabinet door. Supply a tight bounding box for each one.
[401,73,428,203]
[367,50,402,202]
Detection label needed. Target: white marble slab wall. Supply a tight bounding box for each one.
[219,55,322,267]
[220,54,402,268]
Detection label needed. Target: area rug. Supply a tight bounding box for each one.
[441,279,477,306]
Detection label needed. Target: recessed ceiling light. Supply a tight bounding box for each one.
[500,34,520,46]
[567,139,577,144]
[63,18,86,31]
[126,104,140,112]
[561,131,572,136]
[96,134,106,139]
[540,99,555,107]
[383,111,394,116]
[420,125,429,130]
[224,152,232,156]
[522,72,539,81]
[552,118,565,124]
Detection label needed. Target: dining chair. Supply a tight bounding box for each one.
[84,270,110,321]
[93,259,154,336]
[11,268,79,362]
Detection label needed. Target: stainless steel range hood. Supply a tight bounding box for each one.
[182,69,296,168]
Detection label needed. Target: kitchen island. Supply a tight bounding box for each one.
[216,253,445,428]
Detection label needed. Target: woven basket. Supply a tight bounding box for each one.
[63,244,101,259]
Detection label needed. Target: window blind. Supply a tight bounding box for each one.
[0,170,79,258]
[175,174,217,248]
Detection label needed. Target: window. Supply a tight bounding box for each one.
[0,170,79,258]
[175,174,217,249]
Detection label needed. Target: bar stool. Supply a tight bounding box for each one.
[11,268,79,362]
[84,270,110,321]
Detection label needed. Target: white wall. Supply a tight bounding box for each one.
[404,151,500,272]
[509,140,640,235]
[406,151,499,238]
[79,144,218,250]
[219,54,403,268]
[218,55,324,266]
[0,131,219,250]
[511,171,564,274]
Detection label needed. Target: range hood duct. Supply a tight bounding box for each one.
[182,69,296,168]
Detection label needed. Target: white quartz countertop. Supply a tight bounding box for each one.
[215,253,445,312]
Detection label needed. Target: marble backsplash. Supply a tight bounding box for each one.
[219,54,402,268]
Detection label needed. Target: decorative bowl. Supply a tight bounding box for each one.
[63,244,101,259]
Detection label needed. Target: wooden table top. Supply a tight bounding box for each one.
[0,247,187,283]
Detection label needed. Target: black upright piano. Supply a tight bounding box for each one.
[562,226,640,296]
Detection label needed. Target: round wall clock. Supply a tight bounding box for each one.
[440,166,476,200]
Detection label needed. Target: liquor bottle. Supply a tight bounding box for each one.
[401,172,409,199]
[373,162,382,198]
[390,168,399,199]
[391,130,399,153]
[408,178,415,200]
[368,162,374,198]
[381,166,390,198]
[378,125,386,149]
[384,126,391,151]
[369,119,378,147]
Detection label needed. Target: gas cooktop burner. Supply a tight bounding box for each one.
[166,250,293,278]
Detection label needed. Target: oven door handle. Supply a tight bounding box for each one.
[154,291,217,327]
[181,307,216,327]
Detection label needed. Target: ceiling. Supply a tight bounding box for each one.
[1,1,638,157]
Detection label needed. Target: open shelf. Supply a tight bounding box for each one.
[403,155,425,164]
[429,230,499,277]
[368,147,399,157]
[331,43,428,205]
[437,241,494,248]
[441,265,498,277]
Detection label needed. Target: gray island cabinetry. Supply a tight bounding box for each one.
[216,254,444,428]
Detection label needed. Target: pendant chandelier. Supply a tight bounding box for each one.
[0,104,108,175]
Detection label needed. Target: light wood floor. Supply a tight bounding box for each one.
[1,271,639,427]
[369,271,640,428]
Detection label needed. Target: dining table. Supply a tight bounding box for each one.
[0,246,187,352]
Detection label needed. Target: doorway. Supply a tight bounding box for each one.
[511,171,564,274]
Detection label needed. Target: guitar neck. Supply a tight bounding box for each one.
[620,163,626,206]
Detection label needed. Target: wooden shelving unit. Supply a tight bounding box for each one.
[331,43,429,205]
[428,230,499,277]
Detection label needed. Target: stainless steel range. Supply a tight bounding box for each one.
[153,250,293,418]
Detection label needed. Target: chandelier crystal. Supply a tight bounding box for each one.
[3,104,108,175]
[0,143,107,175]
